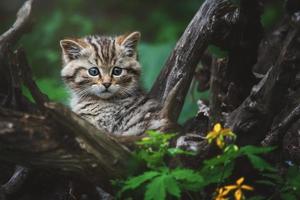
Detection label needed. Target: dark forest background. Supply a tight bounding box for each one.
[0,0,283,123]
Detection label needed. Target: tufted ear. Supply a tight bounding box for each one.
[117,31,141,57]
[60,39,84,62]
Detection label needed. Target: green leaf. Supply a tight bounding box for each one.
[167,148,196,156]
[135,150,165,169]
[171,168,203,183]
[164,176,181,198]
[200,162,234,185]
[203,150,240,167]
[121,171,160,192]
[247,154,276,172]
[240,145,275,155]
[145,175,167,200]
[171,168,205,191]
[144,174,181,200]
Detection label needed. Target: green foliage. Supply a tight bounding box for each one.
[135,131,194,169]
[120,171,160,192]
[118,131,203,199]
[144,173,179,200]
[202,145,275,172]
[115,127,300,200]
[119,166,205,199]
[116,130,284,199]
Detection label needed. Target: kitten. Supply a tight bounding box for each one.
[60,32,168,135]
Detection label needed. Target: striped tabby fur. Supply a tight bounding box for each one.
[60,32,166,135]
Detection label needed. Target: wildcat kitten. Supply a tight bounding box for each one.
[60,32,167,135]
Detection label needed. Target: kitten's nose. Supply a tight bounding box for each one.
[103,82,111,89]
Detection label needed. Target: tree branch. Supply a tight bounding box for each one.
[0,0,34,54]
[149,0,239,122]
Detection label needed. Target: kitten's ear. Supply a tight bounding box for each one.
[117,31,141,57]
[60,39,84,62]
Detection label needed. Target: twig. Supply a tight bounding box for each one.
[16,48,49,108]
[1,166,29,195]
[262,104,300,146]
[209,58,227,127]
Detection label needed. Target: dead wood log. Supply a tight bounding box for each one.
[226,25,299,145]
[0,104,134,192]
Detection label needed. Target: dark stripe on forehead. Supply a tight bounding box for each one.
[104,38,110,62]
[96,37,115,65]
[97,38,106,64]
[111,39,117,64]
[86,36,103,64]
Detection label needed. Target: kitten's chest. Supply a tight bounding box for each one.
[74,97,160,135]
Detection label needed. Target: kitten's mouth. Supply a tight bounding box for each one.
[103,89,110,93]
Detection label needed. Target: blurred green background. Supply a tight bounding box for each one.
[0,0,284,123]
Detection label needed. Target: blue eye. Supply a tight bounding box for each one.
[112,67,123,76]
[88,67,100,76]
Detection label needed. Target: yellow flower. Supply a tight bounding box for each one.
[224,177,254,200]
[206,123,236,149]
[214,187,230,200]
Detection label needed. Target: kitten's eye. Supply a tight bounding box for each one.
[88,67,100,76]
[112,67,123,76]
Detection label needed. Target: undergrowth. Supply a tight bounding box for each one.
[113,124,300,200]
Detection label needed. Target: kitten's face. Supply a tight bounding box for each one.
[60,32,141,100]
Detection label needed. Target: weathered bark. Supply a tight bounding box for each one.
[226,20,299,146]
[0,0,34,55]
[150,0,240,122]
[0,103,134,192]
[209,58,227,127]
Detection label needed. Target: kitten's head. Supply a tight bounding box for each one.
[60,31,141,100]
